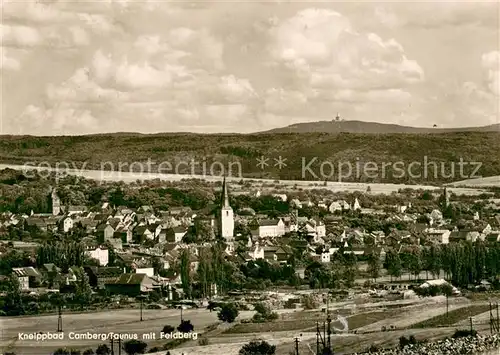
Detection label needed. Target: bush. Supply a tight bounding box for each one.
[399,335,418,348]
[367,344,380,353]
[198,337,209,346]
[452,329,478,338]
[302,295,317,310]
[162,325,175,334]
[122,339,147,354]
[95,344,111,355]
[239,340,276,355]
[217,303,239,323]
[177,319,194,333]
[252,302,278,323]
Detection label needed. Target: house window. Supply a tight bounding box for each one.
[226,211,229,216]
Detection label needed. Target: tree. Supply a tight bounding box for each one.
[367,251,381,281]
[386,250,402,281]
[239,340,276,355]
[95,344,111,355]
[3,274,24,316]
[74,267,92,309]
[180,249,192,299]
[83,350,95,355]
[122,339,147,355]
[253,302,278,322]
[217,303,239,323]
[177,319,194,333]
[53,349,74,355]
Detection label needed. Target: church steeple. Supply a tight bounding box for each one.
[221,176,230,208]
[219,175,234,241]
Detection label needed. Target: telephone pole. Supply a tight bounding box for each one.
[294,336,300,355]
[57,304,63,332]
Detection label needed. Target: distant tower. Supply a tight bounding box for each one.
[335,113,340,122]
[219,177,234,241]
[51,188,61,215]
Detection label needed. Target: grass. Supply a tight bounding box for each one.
[410,305,491,329]
[1,132,499,184]
[223,310,400,334]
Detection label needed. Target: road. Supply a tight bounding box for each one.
[0,163,489,195]
[0,308,254,354]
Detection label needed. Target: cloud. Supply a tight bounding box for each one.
[374,2,498,29]
[14,104,100,135]
[0,25,42,47]
[482,51,500,96]
[1,0,115,48]
[269,8,424,93]
[0,48,21,71]
[12,25,259,134]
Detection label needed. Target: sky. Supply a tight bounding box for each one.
[0,0,499,135]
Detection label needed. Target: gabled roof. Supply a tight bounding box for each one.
[259,219,281,227]
[111,273,150,285]
[12,267,41,278]
[43,263,61,273]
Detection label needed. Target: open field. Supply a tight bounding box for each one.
[1,295,496,354]
[0,163,490,196]
[410,304,491,329]
[0,308,255,354]
[162,297,490,355]
[448,175,500,187]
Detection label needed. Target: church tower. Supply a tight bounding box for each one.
[51,188,61,215]
[219,177,234,241]
[443,187,450,209]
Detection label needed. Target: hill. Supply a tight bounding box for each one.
[262,120,500,134]
[0,132,498,184]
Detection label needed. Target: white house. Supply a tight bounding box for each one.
[253,219,286,238]
[426,229,451,244]
[290,199,302,209]
[250,242,265,260]
[63,217,74,233]
[353,198,361,210]
[329,200,350,213]
[320,252,331,263]
[86,246,109,266]
[135,267,155,277]
[304,219,326,240]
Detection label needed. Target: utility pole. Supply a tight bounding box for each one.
[118,337,122,355]
[140,296,143,322]
[294,336,300,355]
[316,322,320,355]
[470,317,473,333]
[446,294,449,318]
[496,303,499,332]
[110,338,115,355]
[57,304,63,332]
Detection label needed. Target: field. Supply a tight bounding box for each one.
[410,304,491,329]
[0,308,254,354]
[1,293,497,355]
[150,296,493,355]
[0,163,490,197]
[0,132,499,184]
